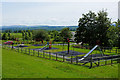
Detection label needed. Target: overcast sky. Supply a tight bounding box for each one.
[2,1,119,26]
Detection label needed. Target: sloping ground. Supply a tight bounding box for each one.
[0,47,2,79]
[2,48,118,78]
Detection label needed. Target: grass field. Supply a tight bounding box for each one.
[11,33,22,38]
[0,47,2,79]
[2,48,118,78]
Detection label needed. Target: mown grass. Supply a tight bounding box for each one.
[2,48,118,78]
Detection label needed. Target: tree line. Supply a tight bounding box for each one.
[2,28,72,43]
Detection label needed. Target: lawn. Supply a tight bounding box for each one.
[2,48,118,78]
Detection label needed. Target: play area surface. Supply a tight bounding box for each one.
[53,50,86,56]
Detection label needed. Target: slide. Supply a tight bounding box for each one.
[78,45,98,61]
[39,44,48,51]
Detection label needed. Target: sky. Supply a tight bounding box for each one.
[1,0,119,26]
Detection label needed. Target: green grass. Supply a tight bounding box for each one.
[0,46,2,79]
[2,48,118,78]
[11,33,22,38]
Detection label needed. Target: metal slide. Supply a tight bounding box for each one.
[78,45,98,61]
[39,44,48,51]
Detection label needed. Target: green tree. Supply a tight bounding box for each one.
[75,10,111,46]
[107,21,119,47]
[25,32,29,40]
[21,30,25,41]
[60,28,72,42]
[118,20,120,49]
[2,32,7,40]
[75,11,97,45]
[8,32,11,40]
[33,30,49,41]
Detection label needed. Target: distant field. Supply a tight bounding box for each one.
[10,33,22,38]
[2,48,118,78]
[1,33,22,38]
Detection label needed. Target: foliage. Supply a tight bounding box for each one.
[48,30,62,42]
[2,33,7,40]
[8,32,11,40]
[25,32,29,40]
[107,21,119,47]
[75,10,111,47]
[60,28,72,42]
[33,29,49,41]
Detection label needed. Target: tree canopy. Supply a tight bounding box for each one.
[60,28,72,42]
[75,10,111,47]
[33,29,49,41]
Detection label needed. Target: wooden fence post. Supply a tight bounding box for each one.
[43,51,45,58]
[29,49,30,55]
[98,58,100,66]
[18,47,19,53]
[89,55,93,69]
[56,53,57,61]
[71,55,73,64]
[21,48,22,53]
[33,50,34,56]
[76,56,78,64]
[25,48,27,54]
[49,52,51,59]
[38,50,39,57]
[63,55,65,62]
[111,55,113,65]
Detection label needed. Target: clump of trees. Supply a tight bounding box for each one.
[33,29,50,41]
[21,30,33,41]
[2,32,15,40]
[75,10,119,47]
[59,28,72,42]
[48,28,72,42]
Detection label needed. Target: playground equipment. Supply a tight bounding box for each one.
[18,44,25,47]
[39,44,48,51]
[78,45,99,61]
[39,41,52,51]
[49,41,52,49]
[67,38,70,54]
[4,41,14,45]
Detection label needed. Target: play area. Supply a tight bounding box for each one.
[2,39,120,68]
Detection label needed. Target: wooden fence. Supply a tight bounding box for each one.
[2,44,120,68]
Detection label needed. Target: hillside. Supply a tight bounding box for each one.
[1,25,78,32]
[2,48,118,78]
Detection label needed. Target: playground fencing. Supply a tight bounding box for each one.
[2,44,120,68]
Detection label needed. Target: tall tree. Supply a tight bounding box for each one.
[75,10,111,47]
[117,19,120,48]
[107,21,119,47]
[60,28,72,42]
[25,32,29,40]
[8,32,11,40]
[2,32,7,40]
[21,30,25,41]
[33,29,49,41]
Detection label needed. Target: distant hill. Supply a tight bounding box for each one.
[1,25,78,32]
